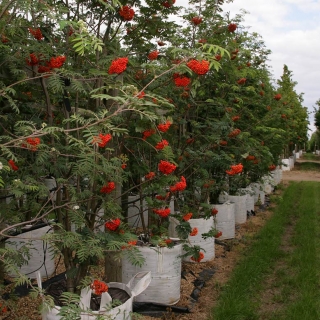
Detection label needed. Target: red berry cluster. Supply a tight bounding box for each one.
[145,171,156,180]
[237,78,246,85]
[158,160,176,175]
[228,23,237,32]
[142,128,156,140]
[162,0,176,8]
[108,57,129,75]
[157,120,171,132]
[137,91,145,99]
[211,208,218,215]
[36,55,66,73]
[38,65,52,73]
[228,128,241,138]
[100,182,116,194]
[155,192,170,200]
[92,133,112,147]
[231,48,239,60]
[219,140,228,146]
[8,160,18,171]
[49,56,66,68]
[127,240,137,246]
[274,93,282,100]
[187,59,210,75]
[148,50,159,60]
[215,231,223,238]
[153,208,171,218]
[191,252,204,262]
[28,27,44,40]
[191,17,203,25]
[182,212,193,221]
[119,5,135,21]
[232,115,240,122]
[91,280,108,295]
[1,35,9,43]
[226,163,243,175]
[170,176,187,192]
[173,75,191,87]
[246,155,256,161]
[190,227,198,236]
[155,139,169,150]
[22,137,41,151]
[105,218,121,231]
[26,53,40,66]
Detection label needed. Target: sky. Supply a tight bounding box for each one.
[175,0,320,136]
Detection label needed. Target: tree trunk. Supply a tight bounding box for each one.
[104,251,122,282]
[0,237,4,282]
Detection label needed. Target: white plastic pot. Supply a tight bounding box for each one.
[250,183,265,205]
[5,225,55,279]
[122,244,182,305]
[212,202,235,240]
[239,187,255,212]
[182,217,215,263]
[168,216,215,262]
[218,191,229,203]
[38,271,151,320]
[289,156,295,169]
[228,195,247,224]
[262,175,274,194]
[281,159,290,171]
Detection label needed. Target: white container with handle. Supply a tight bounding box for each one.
[37,271,151,320]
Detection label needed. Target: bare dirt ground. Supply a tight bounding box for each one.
[282,170,320,182]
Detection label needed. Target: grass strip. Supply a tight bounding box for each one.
[210,183,312,320]
[300,153,320,161]
[294,162,320,171]
[278,182,320,319]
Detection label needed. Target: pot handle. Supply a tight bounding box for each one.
[36,271,42,291]
[126,271,151,297]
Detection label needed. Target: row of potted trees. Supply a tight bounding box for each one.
[0,0,308,318]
